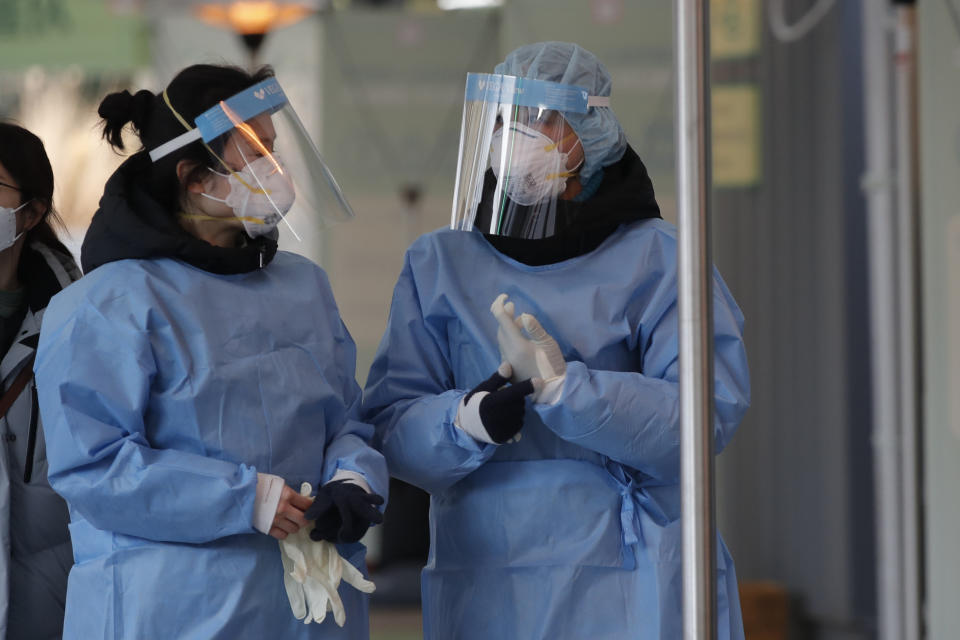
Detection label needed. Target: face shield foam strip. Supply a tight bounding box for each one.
[464,73,610,113]
[149,128,203,162]
[148,78,289,163]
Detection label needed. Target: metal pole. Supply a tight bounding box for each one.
[674,1,716,639]
[893,4,923,639]
[861,2,902,637]
[862,2,923,638]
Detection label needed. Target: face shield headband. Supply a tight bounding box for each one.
[149,77,287,164]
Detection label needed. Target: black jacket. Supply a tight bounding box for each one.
[82,152,278,275]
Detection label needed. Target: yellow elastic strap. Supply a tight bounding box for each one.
[224,170,269,195]
[162,89,193,132]
[546,130,583,180]
[543,130,579,153]
[179,212,263,224]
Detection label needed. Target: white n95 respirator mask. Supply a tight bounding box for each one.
[489,123,581,206]
[203,154,296,238]
[0,201,29,252]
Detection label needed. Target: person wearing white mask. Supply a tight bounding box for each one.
[363,42,750,639]
[33,65,386,639]
[0,122,81,640]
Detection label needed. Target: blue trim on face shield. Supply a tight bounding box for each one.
[465,73,596,114]
[194,78,288,142]
[148,78,291,162]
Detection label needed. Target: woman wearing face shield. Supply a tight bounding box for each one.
[32,65,387,639]
[0,123,80,640]
[363,42,750,639]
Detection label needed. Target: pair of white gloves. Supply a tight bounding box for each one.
[278,483,375,627]
[489,293,567,400]
[455,293,568,445]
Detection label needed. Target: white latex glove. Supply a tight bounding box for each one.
[491,293,567,389]
[279,483,376,627]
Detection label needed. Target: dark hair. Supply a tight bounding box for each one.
[0,121,70,255]
[97,63,275,214]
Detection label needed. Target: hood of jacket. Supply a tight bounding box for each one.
[81,152,278,275]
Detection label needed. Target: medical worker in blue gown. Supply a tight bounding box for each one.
[363,42,751,639]
[33,64,387,639]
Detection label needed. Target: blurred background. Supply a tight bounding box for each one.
[1,1,957,639]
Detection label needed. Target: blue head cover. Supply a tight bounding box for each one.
[494,41,627,185]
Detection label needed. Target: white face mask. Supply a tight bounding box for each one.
[0,201,29,252]
[201,154,296,238]
[489,122,582,206]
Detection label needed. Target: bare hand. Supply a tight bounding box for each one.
[269,484,313,540]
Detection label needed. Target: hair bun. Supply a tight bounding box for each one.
[98,89,156,151]
[98,89,134,121]
[129,89,156,130]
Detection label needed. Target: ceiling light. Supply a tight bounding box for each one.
[437,0,503,10]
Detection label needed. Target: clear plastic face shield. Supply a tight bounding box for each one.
[149,77,353,241]
[450,73,609,240]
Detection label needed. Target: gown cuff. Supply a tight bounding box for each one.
[253,472,285,534]
[328,468,372,494]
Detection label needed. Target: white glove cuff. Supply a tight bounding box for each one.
[253,472,285,534]
[454,392,497,444]
[536,374,566,405]
[535,349,567,380]
[328,468,372,494]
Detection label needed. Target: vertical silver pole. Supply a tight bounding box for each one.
[863,2,922,639]
[674,1,716,639]
[893,4,922,640]
[861,2,901,634]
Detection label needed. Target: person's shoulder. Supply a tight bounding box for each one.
[69,258,181,304]
[599,219,680,285]
[269,251,338,303]
[271,250,330,283]
[609,218,678,259]
[406,227,485,262]
[272,250,317,269]
[409,226,453,250]
[77,259,152,292]
[617,219,737,302]
[43,259,154,327]
[624,217,677,242]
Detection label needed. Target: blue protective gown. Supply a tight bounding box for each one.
[363,219,750,640]
[34,251,387,640]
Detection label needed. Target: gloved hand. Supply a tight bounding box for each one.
[455,362,538,444]
[305,480,384,543]
[280,483,376,627]
[491,293,567,388]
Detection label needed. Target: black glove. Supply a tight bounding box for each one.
[305,480,385,543]
[459,365,536,444]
